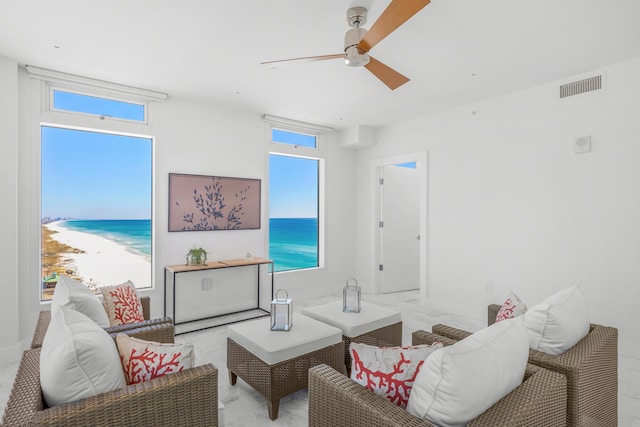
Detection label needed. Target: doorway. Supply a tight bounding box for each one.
[374,152,428,299]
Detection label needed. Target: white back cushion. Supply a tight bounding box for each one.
[524,286,590,355]
[51,275,110,328]
[40,306,126,407]
[406,317,529,427]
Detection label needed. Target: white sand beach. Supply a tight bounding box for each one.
[45,222,151,289]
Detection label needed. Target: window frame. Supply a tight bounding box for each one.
[50,88,147,124]
[26,66,164,306]
[264,115,330,273]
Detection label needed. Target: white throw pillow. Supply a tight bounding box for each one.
[406,317,529,427]
[101,281,145,326]
[51,274,110,328]
[116,334,195,385]
[524,286,590,355]
[349,342,443,408]
[495,291,527,322]
[40,306,126,407]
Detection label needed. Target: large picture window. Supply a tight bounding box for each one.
[39,86,154,301]
[267,120,327,273]
[269,154,319,271]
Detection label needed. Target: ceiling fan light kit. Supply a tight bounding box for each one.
[262,0,431,90]
[344,27,370,67]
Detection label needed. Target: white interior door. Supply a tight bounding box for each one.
[380,163,420,293]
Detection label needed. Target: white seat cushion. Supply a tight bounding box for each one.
[40,306,126,407]
[51,275,110,328]
[406,317,529,427]
[301,301,401,338]
[227,313,342,365]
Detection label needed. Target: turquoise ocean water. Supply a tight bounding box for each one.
[61,219,151,257]
[269,218,318,272]
[59,218,317,271]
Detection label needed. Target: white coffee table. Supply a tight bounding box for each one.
[301,300,402,370]
[227,313,344,420]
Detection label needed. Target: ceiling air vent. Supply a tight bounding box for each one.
[560,75,602,98]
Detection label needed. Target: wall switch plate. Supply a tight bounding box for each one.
[575,136,591,154]
[202,278,213,291]
[485,282,493,294]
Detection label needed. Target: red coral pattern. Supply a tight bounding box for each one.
[121,346,185,384]
[105,284,144,325]
[495,292,527,322]
[495,297,517,322]
[351,345,434,408]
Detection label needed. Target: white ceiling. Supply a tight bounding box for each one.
[1,0,640,130]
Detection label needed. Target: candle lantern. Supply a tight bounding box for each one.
[343,278,361,313]
[270,289,293,331]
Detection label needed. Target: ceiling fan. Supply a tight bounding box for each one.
[261,0,431,90]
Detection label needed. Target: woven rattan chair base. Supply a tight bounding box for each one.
[227,337,345,420]
[428,321,619,427]
[343,321,402,371]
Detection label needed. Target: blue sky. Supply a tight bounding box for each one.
[269,154,318,218]
[41,126,152,219]
[41,94,318,220]
[269,129,319,219]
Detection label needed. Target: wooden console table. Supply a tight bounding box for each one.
[164,257,274,334]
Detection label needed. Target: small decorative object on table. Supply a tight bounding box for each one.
[244,251,254,261]
[186,246,207,266]
[343,278,361,313]
[270,289,293,331]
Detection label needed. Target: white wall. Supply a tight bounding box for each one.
[0,56,20,361]
[356,57,640,343]
[151,97,358,313]
[1,65,357,356]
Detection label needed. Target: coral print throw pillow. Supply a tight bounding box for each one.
[349,342,443,408]
[495,291,528,322]
[116,334,194,384]
[101,281,145,326]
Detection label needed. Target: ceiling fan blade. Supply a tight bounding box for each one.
[261,54,344,69]
[364,56,410,90]
[358,0,431,52]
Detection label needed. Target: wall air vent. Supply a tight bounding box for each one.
[560,75,602,98]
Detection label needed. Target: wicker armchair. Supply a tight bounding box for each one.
[430,305,618,427]
[308,331,567,427]
[2,327,217,427]
[31,296,175,348]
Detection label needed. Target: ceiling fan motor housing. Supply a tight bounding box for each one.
[344,7,370,67]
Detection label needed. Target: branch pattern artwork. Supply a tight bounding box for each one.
[169,173,261,232]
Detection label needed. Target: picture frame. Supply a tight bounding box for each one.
[168,173,261,231]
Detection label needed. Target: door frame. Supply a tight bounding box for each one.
[373,151,429,303]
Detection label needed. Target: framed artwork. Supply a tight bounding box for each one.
[168,173,261,231]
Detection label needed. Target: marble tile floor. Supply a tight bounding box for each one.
[1,289,639,426]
